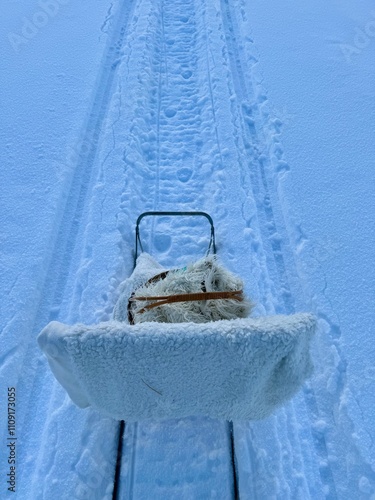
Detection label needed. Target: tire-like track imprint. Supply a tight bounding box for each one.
[21,3,138,498]
[220,0,338,497]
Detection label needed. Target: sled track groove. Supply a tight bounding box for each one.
[220,0,293,307]
[220,0,339,497]
[43,0,136,325]
[23,2,138,496]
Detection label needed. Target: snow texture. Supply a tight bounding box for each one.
[1,0,374,497]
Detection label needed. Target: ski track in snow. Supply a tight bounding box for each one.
[4,0,374,498]
[216,1,329,497]
[11,2,137,499]
[219,1,375,499]
[218,1,365,498]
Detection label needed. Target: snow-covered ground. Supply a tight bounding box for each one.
[1,0,374,498]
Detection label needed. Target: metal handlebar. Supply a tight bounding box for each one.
[134,211,216,268]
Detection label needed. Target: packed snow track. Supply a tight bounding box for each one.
[1,0,374,498]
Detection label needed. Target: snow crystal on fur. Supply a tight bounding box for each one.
[130,255,253,324]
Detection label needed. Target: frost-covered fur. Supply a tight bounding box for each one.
[130,255,253,324]
[38,314,317,421]
[38,253,316,421]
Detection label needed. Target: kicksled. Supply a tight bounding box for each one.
[38,212,316,421]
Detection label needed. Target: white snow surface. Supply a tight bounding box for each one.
[1,0,374,498]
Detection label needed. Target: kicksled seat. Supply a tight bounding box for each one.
[38,212,317,421]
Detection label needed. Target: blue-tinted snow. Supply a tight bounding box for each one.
[0,0,374,498]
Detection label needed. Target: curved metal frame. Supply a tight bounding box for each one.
[134,211,216,268]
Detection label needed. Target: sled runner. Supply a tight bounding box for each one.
[38,212,316,422]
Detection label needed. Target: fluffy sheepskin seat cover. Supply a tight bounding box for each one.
[38,253,316,421]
